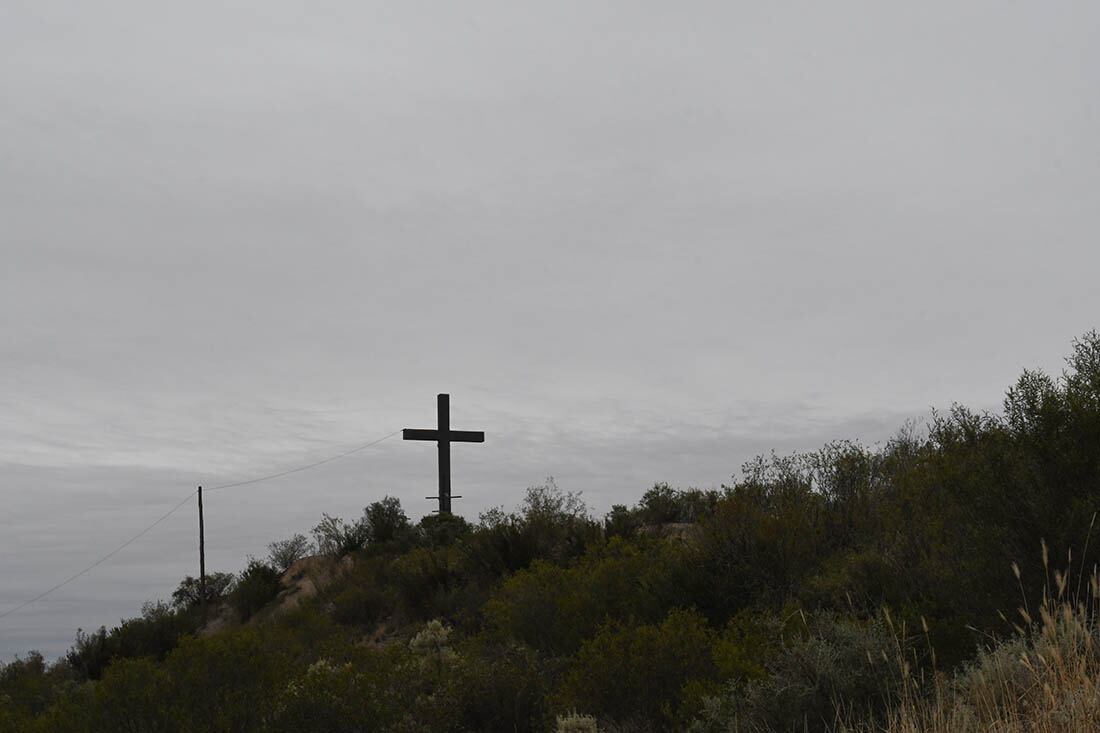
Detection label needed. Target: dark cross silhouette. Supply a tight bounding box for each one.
[403,393,484,514]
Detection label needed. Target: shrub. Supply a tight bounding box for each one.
[638,483,684,524]
[229,558,282,621]
[459,482,603,584]
[486,537,686,655]
[557,711,600,732]
[604,504,642,539]
[391,546,469,621]
[273,654,411,733]
[513,480,600,564]
[364,496,412,545]
[65,600,201,681]
[410,619,457,666]
[312,513,370,558]
[688,479,828,622]
[558,608,717,729]
[268,534,311,572]
[330,582,393,629]
[875,585,1100,731]
[690,613,897,733]
[162,628,297,732]
[523,478,588,520]
[170,572,234,610]
[418,512,472,547]
[0,651,76,718]
[79,657,171,732]
[440,638,556,733]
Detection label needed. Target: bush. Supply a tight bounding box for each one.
[604,504,642,539]
[0,651,75,718]
[268,534,311,572]
[170,572,235,610]
[273,653,411,733]
[557,712,600,733]
[558,608,717,730]
[486,537,687,655]
[690,613,897,733]
[65,601,201,681]
[162,628,297,732]
[391,546,469,622]
[688,477,828,622]
[876,596,1100,731]
[440,638,556,733]
[330,582,393,629]
[312,513,370,558]
[418,512,472,547]
[364,496,412,545]
[229,558,282,621]
[78,657,171,732]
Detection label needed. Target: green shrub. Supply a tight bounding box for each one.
[364,496,412,545]
[330,582,393,629]
[604,504,642,539]
[161,628,297,732]
[170,572,234,610]
[229,558,282,621]
[558,608,717,730]
[418,512,473,548]
[79,657,171,733]
[441,638,556,733]
[0,651,76,719]
[65,601,201,681]
[556,712,600,733]
[311,513,370,558]
[272,654,411,733]
[486,537,686,655]
[268,533,311,572]
[690,614,897,733]
[391,545,468,622]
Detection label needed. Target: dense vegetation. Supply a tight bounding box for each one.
[3,333,1100,732]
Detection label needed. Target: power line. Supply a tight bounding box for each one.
[0,429,402,620]
[205,429,402,492]
[0,490,196,620]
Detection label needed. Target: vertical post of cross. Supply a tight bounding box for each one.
[437,393,451,514]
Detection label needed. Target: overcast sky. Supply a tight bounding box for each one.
[2,0,1099,660]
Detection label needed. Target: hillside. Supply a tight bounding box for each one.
[3,332,1100,732]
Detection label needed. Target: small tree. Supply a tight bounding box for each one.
[418,512,472,547]
[522,477,589,522]
[604,504,642,538]
[268,534,311,572]
[171,572,234,610]
[364,496,411,544]
[229,558,282,621]
[312,514,370,558]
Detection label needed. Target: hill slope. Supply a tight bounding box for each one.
[3,332,1100,732]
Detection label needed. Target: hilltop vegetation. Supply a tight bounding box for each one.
[3,333,1100,732]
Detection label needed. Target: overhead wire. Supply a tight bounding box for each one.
[205,429,402,492]
[0,490,197,620]
[0,428,402,620]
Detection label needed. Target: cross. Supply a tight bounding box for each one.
[403,393,484,514]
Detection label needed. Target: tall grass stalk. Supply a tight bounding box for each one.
[857,555,1100,732]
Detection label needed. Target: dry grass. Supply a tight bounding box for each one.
[862,542,1100,733]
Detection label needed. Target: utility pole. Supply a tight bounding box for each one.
[197,485,206,621]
